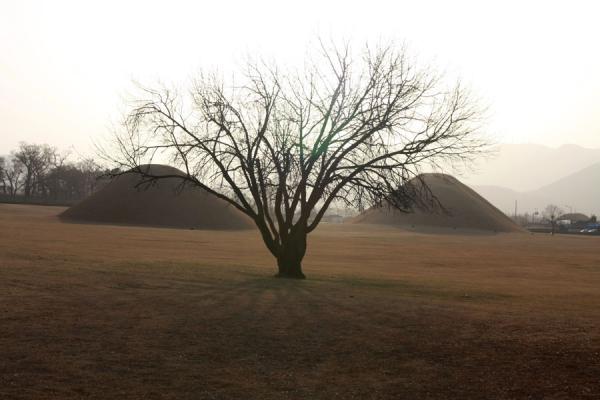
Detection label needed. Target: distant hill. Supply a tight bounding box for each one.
[473,162,600,217]
[465,143,600,192]
[472,185,548,216]
[530,162,600,214]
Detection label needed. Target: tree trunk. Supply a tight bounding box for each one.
[276,231,307,279]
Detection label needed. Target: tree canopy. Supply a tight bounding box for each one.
[108,42,486,278]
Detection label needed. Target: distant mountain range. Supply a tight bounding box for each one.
[464,143,600,192]
[473,162,600,217]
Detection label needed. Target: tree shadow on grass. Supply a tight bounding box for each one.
[5,261,600,399]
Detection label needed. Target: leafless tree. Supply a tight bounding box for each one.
[543,204,563,235]
[76,158,105,196]
[14,143,61,199]
[1,144,103,203]
[1,155,25,199]
[45,158,104,201]
[0,156,5,194]
[107,42,486,278]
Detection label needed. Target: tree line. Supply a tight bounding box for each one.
[0,143,104,204]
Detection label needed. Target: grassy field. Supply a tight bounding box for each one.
[1,203,600,399]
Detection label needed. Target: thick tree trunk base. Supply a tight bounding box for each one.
[275,232,307,279]
[274,270,306,279]
[275,257,306,279]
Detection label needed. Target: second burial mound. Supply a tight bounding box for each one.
[60,164,254,230]
[352,173,523,233]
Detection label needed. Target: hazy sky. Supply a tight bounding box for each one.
[1,0,599,156]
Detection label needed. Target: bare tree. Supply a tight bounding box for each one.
[543,204,563,235]
[76,158,104,197]
[2,156,25,199]
[45,158,103,201]
[14,143,60,199]
[1,144,104,203]
[0,156,5,194]
[108,42,486,278]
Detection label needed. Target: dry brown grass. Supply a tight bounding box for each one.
[1,203,600,399]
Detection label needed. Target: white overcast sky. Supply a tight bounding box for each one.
[1,0,599,155]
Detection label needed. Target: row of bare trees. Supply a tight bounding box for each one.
[0,143,103,204]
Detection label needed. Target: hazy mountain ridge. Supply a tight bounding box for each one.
[465,143,600,192]
[474,162,600,217]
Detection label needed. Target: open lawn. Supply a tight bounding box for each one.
[1,203,600,399]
